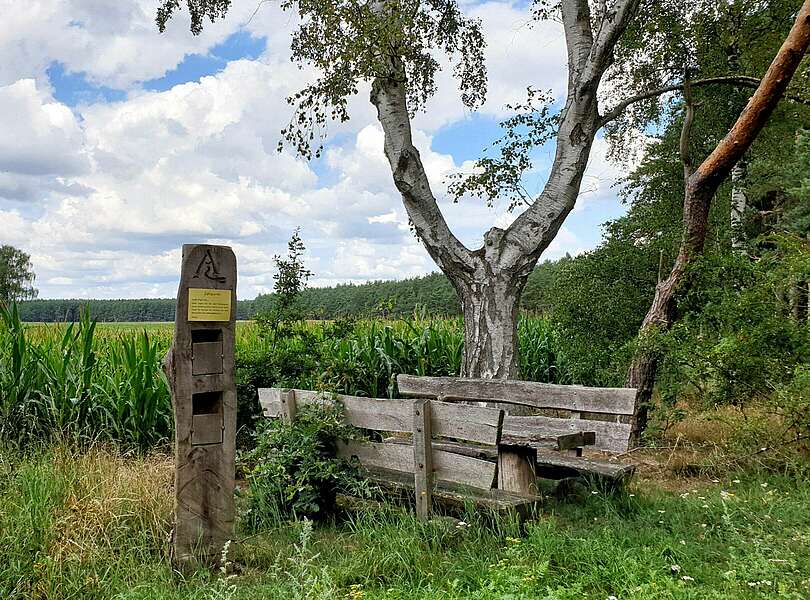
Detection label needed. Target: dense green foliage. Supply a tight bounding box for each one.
[1,310,573,453]
[17,264,570,322]
[241,403,369,525]
[3,446,809,599]
[0,245,38,305]
[0,305,171,452]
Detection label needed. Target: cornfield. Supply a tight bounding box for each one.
[0,304,572,452]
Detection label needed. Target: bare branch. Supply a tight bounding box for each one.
[599,75,810,127]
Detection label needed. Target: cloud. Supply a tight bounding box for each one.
[0,79,91,204]
[0,0,264,90]
[2,0,625,300]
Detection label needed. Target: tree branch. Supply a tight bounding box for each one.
[691,1,810,193]
[499,0,641,271]
[561,0,594,83]
[599,75,810,127]
[679,75,696,181]
[370,66,473,275]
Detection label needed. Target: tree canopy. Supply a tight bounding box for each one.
[0,245,38,306]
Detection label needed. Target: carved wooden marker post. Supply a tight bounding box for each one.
[164,244,237,569]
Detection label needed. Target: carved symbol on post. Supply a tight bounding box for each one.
[192,249,227,283]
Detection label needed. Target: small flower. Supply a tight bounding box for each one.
[679,540,686,545]
[732,479,740,484]
[592,491,599,495]
[681,575,695,582]
[760,483,768,488]
[670,564,682,574]
[658,510,666,514]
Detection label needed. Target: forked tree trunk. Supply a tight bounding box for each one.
[627,2,810,446]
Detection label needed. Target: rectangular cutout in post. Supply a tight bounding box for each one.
[191,391,224,445]
[192,329,224,375]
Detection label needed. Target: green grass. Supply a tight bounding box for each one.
[1,446,808,599]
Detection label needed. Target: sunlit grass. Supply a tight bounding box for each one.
[1,446,807,599]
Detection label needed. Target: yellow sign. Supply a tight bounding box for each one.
[188,288,232,322]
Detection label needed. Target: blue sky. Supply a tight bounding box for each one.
[0,1,629,299]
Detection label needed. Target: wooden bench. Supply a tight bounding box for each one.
[396,375,637,490]
[258,388,540,519]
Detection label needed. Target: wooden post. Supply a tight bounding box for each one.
[412,399,433,520]
[164,244,237,571]
[497,445,537,496]
[280,388,297,423]
[567,411,582,457]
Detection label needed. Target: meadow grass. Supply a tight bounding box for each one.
[1,446,808,600]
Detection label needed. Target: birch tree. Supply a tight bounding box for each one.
[155,0,802,381]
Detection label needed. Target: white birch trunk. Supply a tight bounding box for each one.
[731,159,748,251]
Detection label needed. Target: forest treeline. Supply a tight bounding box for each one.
[16,264,563,322]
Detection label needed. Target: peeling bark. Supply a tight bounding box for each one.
[369,0,641,380]
[731,159,748,251]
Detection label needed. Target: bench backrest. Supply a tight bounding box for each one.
[258,388,505,492]
[397,375,636,453]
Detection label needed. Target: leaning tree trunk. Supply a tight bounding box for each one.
[627,1,810,446]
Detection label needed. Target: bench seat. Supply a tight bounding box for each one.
[535,451,636,483]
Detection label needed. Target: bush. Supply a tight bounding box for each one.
[240,402,371,528]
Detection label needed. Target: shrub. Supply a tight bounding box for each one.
[240,402,370,528]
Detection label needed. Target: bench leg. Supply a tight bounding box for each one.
[498,446,537,496]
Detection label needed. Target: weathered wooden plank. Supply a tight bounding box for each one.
[259,388,413,433]
[430,400,503,445]
[502,415,632,453]
[384,437,499,460]
[363,467,538,517]
[498,446,537,496]
[534,451,636,481]
[340,440,497,490]
[338,440,414,473]
[280,389,296,423]
[412,399,433,519]
[397,375,636,416]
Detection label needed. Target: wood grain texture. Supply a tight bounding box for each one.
[412,399,433,519]
[397,375,636,415]
[430,400,503,445]
[339,440,497,490]
[498,446,537,496]
[259,389,504,445]
[534,451,636,481]
[502,415,632,453]
[166,244,237,570]
[260,388,413,432]
[280,389,296,423]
